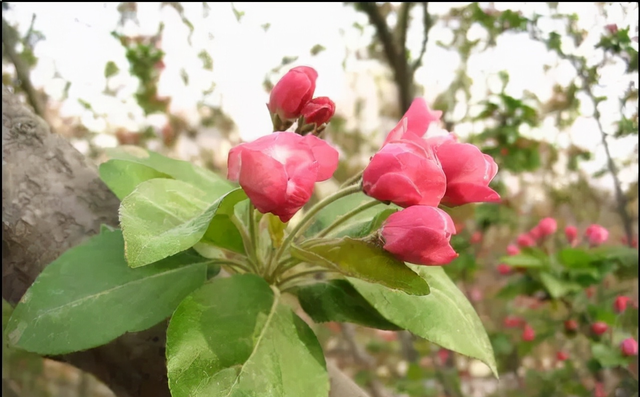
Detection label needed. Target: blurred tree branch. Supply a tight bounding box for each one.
[2,16,46,120]
[353,2,432,113]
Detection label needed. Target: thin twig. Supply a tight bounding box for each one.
[396,3,413,55]
[340,323,390,397]
[412,2,432,72]
[2,17,46,119]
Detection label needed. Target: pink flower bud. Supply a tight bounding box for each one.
[585,224,609,246]
[614,296,631,314]
[529,225,542,240]
[300,96,335,126]
[497,263,512,275]
[517,233,536,248]
[564,319,578,333]
[435,142,501,206]
[605,24,618,34]
[507,244,520,256]
[470,231,483,244]
[522,324,535,341]
[437,348,450,364]
[268,66,318,121]
[537,217,557,237]
[590,322,608,336]
[594,382,606,397]
[378,97,499,207]
[621,338,638,356]
[381,206,458,266]
[565,226,578,246]
[383,98,442,146]
[556,351,569,361]
[503,315,523,328]
[227,132,338,222]
[363,140,446,207]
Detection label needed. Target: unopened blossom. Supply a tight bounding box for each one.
[227,132,338,222]
[268,66,317,121]
[585,224,609,246]
[565,226,578,246]
[300,96,335,126]
[435,142,501,206]
[380,206,458,266]
[522,324,535,341]
[497,263,512,275]
[614,296,631,314]
[537,217,557,237]
[564,319,579,333]
[374,98,500,206]
[590,322,608,336]
[621,338,638,356]
[507,244,520,256]
[503,315,524,328]
[517,233,536,248]
[363,140,446,207]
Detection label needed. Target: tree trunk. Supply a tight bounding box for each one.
[1,86,370,397]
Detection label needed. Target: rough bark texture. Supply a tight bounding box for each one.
[1,86,371,397]
[2,86,171,397]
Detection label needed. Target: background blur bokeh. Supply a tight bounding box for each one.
[2,2,638,397]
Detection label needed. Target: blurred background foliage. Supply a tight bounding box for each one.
[2,2,638,397]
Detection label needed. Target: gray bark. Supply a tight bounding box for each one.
[1,86,370,397]
[2,85,170,397]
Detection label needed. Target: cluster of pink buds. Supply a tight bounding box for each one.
[564,224,610,247]
[227,66,501,267]
[502,315,535,341]
[510,219,612,250]
[368,99,501,266]
[267,66,335,134]
[228,67,338,222]
[514,217,557,248]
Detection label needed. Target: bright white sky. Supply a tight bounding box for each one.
[3,2,639,193]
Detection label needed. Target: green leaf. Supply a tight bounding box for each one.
[291,238,430,296]
[296,280,401,330]
[5,229,208,355]
[349,266,498,378]
[499,254,545,268]
[200,190,248,254]
[99,159,172,200]
[495,276,542,300]
[103,146,234,198]
[166,275,329,397]
[120,181,245,267]
[539,272,582,299]
[557,248,592,268]
[591,343,629,368]
[104,60,120,78]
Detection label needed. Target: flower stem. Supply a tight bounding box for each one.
[277,268,335,292]
[229,214,259,273]
[270,184,362,275]
[269,256,300,279]
[204,258,253,273]
[248,204,262,271]
[339,170,364,189]
[315,199,382,238]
